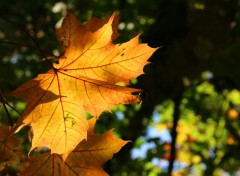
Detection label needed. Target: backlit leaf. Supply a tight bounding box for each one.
[0,126,21,172]
[11,12,156,157]
[19,118,128,176]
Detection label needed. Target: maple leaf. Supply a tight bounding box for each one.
[11,12,157,157]
[19,118,128,176]
[0,126,21,172]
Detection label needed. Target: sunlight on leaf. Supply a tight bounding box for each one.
[11,11,156,158]
[19,118,128,176]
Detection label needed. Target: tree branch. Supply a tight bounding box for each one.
[168,92,182,174]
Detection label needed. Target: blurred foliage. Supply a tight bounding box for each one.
[1,0,240,175]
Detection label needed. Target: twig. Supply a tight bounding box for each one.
[0,14,54,68]
[4,99,22,117]
[0,91,14,126]
[0,40,37,49]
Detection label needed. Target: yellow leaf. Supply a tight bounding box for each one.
[19,119,128,176]
[11,12,157,157]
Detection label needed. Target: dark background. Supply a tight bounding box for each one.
[1,0,240,175]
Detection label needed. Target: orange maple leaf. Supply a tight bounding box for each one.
[0,126,21,171]
[11,12,157,157]
[19,118,128,176]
